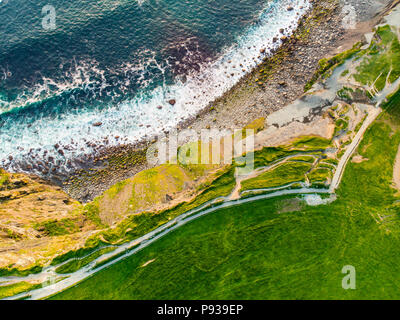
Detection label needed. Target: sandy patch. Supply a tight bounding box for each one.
[255,116,335,149]
[99,182,133,226]
[351,155,369,163]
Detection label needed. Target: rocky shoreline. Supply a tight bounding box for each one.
[1,0,400,285]
[61,0,395,202]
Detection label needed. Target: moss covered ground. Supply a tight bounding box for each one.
[241,162,312,191]
[0,282,40,300]
[0,169,9,189]
[304,42,362,92]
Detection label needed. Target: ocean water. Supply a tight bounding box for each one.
[0,0,310,177]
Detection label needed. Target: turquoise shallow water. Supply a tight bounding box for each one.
[0,0,310,177]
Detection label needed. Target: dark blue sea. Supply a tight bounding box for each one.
[0,0,309,176]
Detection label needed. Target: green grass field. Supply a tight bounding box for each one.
[240,162,312,191]
[354,25,400,93]
[0,282,40,300]
[51,91,400,299]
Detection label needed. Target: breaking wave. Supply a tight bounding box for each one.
[0,0,310,178]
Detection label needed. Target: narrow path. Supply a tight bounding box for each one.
[4,187,329,300]
[330,106,382,193]
[229,154,317,200]
[0,107,384,300]
[393,144,400,191]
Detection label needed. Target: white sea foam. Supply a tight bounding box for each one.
[304,194,336,206]
[0,0,311,175]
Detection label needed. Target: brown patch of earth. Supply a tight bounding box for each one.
[276,198,304,214]
[351,155,369,163]
[0,170,97,268]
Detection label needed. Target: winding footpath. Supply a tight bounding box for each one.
[2,106,384,300]
[5,19,400,298]
[393,144,400,192]
[330,106,382,192]
[5,187,330,300]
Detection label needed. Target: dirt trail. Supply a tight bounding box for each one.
[393,144,400,191]
[330,106,382,193]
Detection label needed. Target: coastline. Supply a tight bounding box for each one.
[63,0,391,202]
[1,0,400,295]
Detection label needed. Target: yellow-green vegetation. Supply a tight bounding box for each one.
[241,162,312,192]
[0,169,9,189]
[80,163,209,228]
[318,161,337,168]
[304,42,362,92]
[52,87,400,300]
[307,166,332,185]
[354,25,400,93]
[244,117,265,133]
[355,114,368,132]
[251,136,331,169]
[337,104,350,116]
[252,147,297,168]
[329,103,355,138]
[50,242,107,266]
[337,87,354,101]
[81,199,105,229]
[128,164,195,211]
[288,136,331,150]
[0,282,40,300]
[0,168,93,274]
[55,135,334,268]
[2,228,22,240]
[106,180,130,200]
[383,85,400,117]
[320,158,339,166]
[334,118,349,136]
[0,264,42,278]
[82,166,236,247]
[34,218,80,237]
[287,155,316,163]
[239,135,333,192]
[55,246,116,274]
[341,69,350,77]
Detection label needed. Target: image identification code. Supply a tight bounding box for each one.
[156,304,244,317]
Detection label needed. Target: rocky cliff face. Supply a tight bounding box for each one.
[0,169,96,269]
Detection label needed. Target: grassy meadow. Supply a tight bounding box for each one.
[52,90,400,300]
